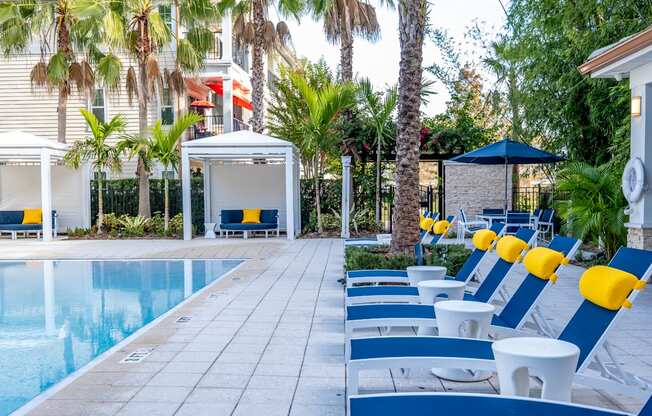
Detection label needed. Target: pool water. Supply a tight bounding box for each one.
[0,259,242,415]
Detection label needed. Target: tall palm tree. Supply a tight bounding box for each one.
[64,109,125,233]
[391,0,426,253]
[358,78,397,222]
[0,0,122,143]
[291,73,356,233]
[149,112,203,231]
[226,0,301,133]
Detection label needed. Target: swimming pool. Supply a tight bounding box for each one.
[0,259,242,415]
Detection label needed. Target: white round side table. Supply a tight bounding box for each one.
[406,265,447,287]
[204,223,216,239]
[416,280,466,335]
[492,337,579,402]
[432,300,496,382]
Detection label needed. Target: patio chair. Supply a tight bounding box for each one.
[345,235,580,337]
[346,224,505,287]
[346,246,652,397]
[482,208,505,215]
[539,208,555,242]
[346,228,536,305]
[348,392,652,416]
[421,215,455,245]
[456,209,488,243]
[500,212,533,234]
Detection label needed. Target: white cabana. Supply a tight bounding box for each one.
[0,130,70,241]
[180,130,301,240]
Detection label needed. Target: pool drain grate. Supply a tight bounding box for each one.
[120,347,155,363]
[176,316,193,323]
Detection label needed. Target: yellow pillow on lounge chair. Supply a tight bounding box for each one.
[241,208,262,224]
[579,266,646,310]
[472,229,497,251]
[495,235,528,263]
[433,220,450,235]
[523,247,568,283]
[420,217,434,231]
[22,208,42,225]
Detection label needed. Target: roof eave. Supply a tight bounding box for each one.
[579,25,652,76]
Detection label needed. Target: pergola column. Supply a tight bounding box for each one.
[203,160,211,224]
[341,156,352,239]
[285,149,295,240]
[182,148,192,240]
[40,149,52,241]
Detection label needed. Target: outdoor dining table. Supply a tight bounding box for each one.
[477,213,539,230]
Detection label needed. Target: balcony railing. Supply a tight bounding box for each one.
[188,115,250,140]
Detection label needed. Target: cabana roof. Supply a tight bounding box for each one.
[0,130,68,163]
[183,130,297,150]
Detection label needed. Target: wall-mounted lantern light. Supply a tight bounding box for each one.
[632,96,642,117]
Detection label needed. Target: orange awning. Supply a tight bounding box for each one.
[204,77,253,111]
[185,78,211,100]
[191,100,215,108]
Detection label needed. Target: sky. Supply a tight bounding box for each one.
[282,0,507,116]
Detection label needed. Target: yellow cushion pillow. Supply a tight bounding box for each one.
[420,217,434,232]
[472,229,497,251]
[241,208,262,224]
[495,235,529,263]
[22,208,42,225]
[523,247,567,282]
[433,220,451,235]
[579,266,646,310]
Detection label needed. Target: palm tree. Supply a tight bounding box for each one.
[149,112,203,232]
[0,0,122,143]
[391,0,426,253]
[358,78,397,222]
[291,73,356,233]
[64,109,125,233]
[227,0,301,133]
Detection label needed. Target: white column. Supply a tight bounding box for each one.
[203,160,211,223]
[221,11,234,133]
[285,149,295,240]
[182,147,192,240]
[183,259,193,298]
[341,156,352,239]
[40,150,52,241]
[80,163,92,228]
[223,76,234,133]
[43,260,55,334]
[222,11,233,61]
[294,155,301,234]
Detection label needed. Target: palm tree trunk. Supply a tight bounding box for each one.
[391,0,426,254]
[137,61,151,218]
[340,6,354,82]
[97,174,104,234]
[164,176,170,232]
[375,136,382,222]
[251,0,266,133]
[57,86,67,144]
[314,155,323,234]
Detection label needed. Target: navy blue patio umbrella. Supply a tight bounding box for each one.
[450,138,564,211]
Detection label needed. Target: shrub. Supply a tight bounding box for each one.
[424,244,472,276]
[67,227,92,237]
[322,213,341,232]
[102,213,122,233]
[169,213,184,236]
[118,215,149,237]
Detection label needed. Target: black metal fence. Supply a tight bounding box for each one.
[90,178,205,232]
[511,186,568,212]
[380,185,444,232]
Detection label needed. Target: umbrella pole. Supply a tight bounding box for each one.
[504,161,509,212]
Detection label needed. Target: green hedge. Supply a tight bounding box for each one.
[345,244,472,276]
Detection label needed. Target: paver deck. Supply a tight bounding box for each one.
[0,237,650,415]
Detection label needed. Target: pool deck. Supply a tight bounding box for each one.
[0,237,651,415]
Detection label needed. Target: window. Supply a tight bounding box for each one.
[159,5,172,30]
[160,87,174,125]
[90,88,106,123]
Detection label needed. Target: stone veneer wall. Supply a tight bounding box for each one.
[444,161,513,218]
[627,227,652,250]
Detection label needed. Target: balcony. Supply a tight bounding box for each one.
[202,32,250,74]
[189,115,250,140]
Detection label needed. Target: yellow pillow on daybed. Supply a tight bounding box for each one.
[495,235,528,263]
[579,266,646,310]
[22,208,42,225]
[472,229,497,251]
[432,220,451,235]
[523,247,568,283]
[242,208,262,224]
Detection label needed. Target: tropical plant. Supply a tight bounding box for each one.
[226,0,302,132]
[0,0,123,143]
[64,109,125,233]
[149,112,203,231]
[556,162,627,259]
[291,73,356,233]
[118,215,150,236]
[358,78,397,222]
[391,0,427,253]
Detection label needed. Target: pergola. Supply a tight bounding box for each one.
[180,131,301,240]
[0,130,68,241]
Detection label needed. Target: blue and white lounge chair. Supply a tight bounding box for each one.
[345,235,580,337]
[349,392,652,416]
[345,217,496,291]
[421,215,456,245]
[347,246,652,396]
[456,209,489,243]
[346,225,531,306]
